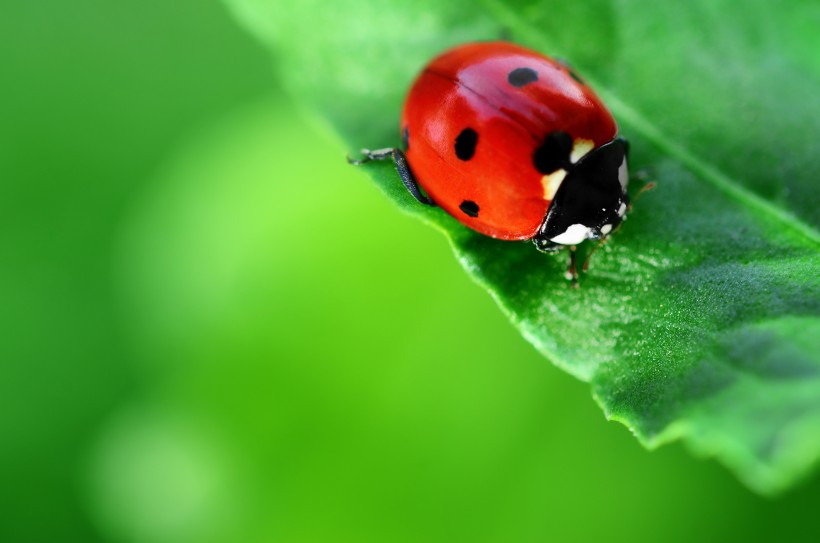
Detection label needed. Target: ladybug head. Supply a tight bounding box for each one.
[533,138,630,252]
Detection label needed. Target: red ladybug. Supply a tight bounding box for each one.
[351,42,630,279]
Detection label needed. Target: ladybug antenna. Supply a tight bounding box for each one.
[627,180,657,212]
[634,180,657,201]
[582,236,608,273]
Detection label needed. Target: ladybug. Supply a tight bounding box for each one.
[350,41,631,282]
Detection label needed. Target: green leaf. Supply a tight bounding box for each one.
[223,0,820,494]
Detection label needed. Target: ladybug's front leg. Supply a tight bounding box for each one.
[566,245,579,289]
[348,148,435,207]
[533,236,580,287]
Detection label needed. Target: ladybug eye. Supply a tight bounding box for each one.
[455,128,478,160]
[459,200,480,217]
[533,131,572,174]
[508,67,538,87]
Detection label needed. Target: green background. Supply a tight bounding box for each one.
[2,1,819,542]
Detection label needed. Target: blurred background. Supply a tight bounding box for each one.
[2,1,819,542]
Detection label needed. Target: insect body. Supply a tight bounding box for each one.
[351,42,631,281]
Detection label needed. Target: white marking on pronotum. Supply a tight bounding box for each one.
[541,169,567,200]
[618,156,629,189]
[600,224,613,235]
[550,223,592,245]
[570,138,594,163]
[618,202,627,217]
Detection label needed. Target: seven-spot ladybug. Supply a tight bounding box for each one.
[350,41,632,283]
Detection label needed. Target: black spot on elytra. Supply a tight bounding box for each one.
[508,67,538,87]
[401,126,409,150]
[455,128,478,160]
[533,131,573,174]
[460,200,479,217]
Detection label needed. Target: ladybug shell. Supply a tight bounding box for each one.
[401,42,618,240]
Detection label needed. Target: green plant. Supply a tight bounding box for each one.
[223,0,820,494]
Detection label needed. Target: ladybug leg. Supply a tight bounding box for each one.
[347,148,435,207]
[391,148,435,206]
[346,147,394,165]
[582,236,608,273]
[566,245,580,288]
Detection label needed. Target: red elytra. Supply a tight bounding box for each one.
[400,41,618,240]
